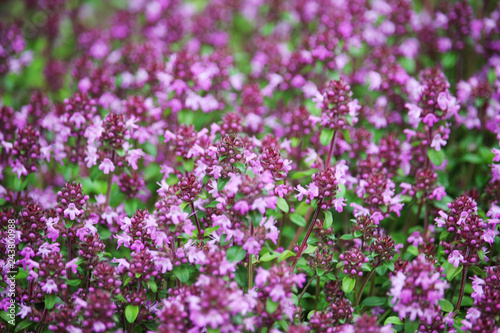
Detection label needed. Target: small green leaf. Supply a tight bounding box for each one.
[446,264,463,282]
[45,294,57,310]
[65,279,81,286]
[405,320,420,332]
[320,129,335,146]
[260,252,280,262]
[182,158,194,172]
[384,316,403,325]
[125,304,140,323]
[341,129,351,143]
[340,234,355,240]
[362,296,387,306]
[205,200,219,208]
[277,197,289,213]
[235,162,246,173]
[266,298,279,314]
[15,319,32,332]
[407,245,419,256]
[478,249,485,261]
[428,149,445,167]
[361,263,372,272]
[439,299,454,312]
[290,213,306,227]
[147,279,158,293]
[278,250,296,262]
[324,211,333,229]
[342,276,356,294]
[303,245,317,255]
[217,178,230,192]
[173,265,190,283]
[226,246,247,263]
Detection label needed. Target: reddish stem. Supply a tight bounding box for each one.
[189,202,203,239]
[291,199,323,269]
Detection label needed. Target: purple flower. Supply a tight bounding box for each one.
[448,250,464,267]
[99,158,115,174]
[41,279,58,294]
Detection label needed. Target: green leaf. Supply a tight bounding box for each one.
[303,245,317,255]
[125,304,140,323]
[260,251,280,262]
[235,162,246,173]
[45,294,57,310]
[428,149,445,167]
[342,276,356,294]
[340,234,355,240]
[439,299,454,312]
[277,197,289,213]
[65,279,81,286]
[182,158,194,172]
[407,245,419,256]
[324,211,333,229]
[446,264,463,282]
[173,265,190,283]
[15,319,32,332]
[316,267,325,276]
[226,246,247,263]
[266,298,279,314]
[405,320,420,332]
[361,263,372,272]
[477,249,485,261]
[384,316,403,325]
[147,279,158,293]
[217,178,230,192]
[205,200,219,208]
[320,129,335,146]
[290,213,306,227]
[341,129,351,143]
[362,296,386,306]
[278,250,296,262]
[442,52,458,69]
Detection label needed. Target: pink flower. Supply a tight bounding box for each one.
[66,258,79,274]
[448,250,464,268]
[422,113,439,127]
[430,186,447,201]
[93,321,106,332]
[12,160,28,179]
[255,267,270,287]
[126,149,144,170]
[435,210,448,228]
[64,203,81,220]
[41,279,58,294]
[251,197,267,214]
[234,200,250,214]
[98,158,115,174]
[430,134,447,151]
[243,237,261,255]
[407,231,423,247]
[17,304,32,319]
[295,185,308,201]
[333,197,347,212]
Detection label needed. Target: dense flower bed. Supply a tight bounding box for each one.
[1,0,500,332]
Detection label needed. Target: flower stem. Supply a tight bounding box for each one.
[325,130,338,169]
[455,267,468,311]
[105,150,115,208]
[297,273,316,304]
[248,223,254,289]
[291,199,323,269]
[189,202,203,239]
[354,270,375,306]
